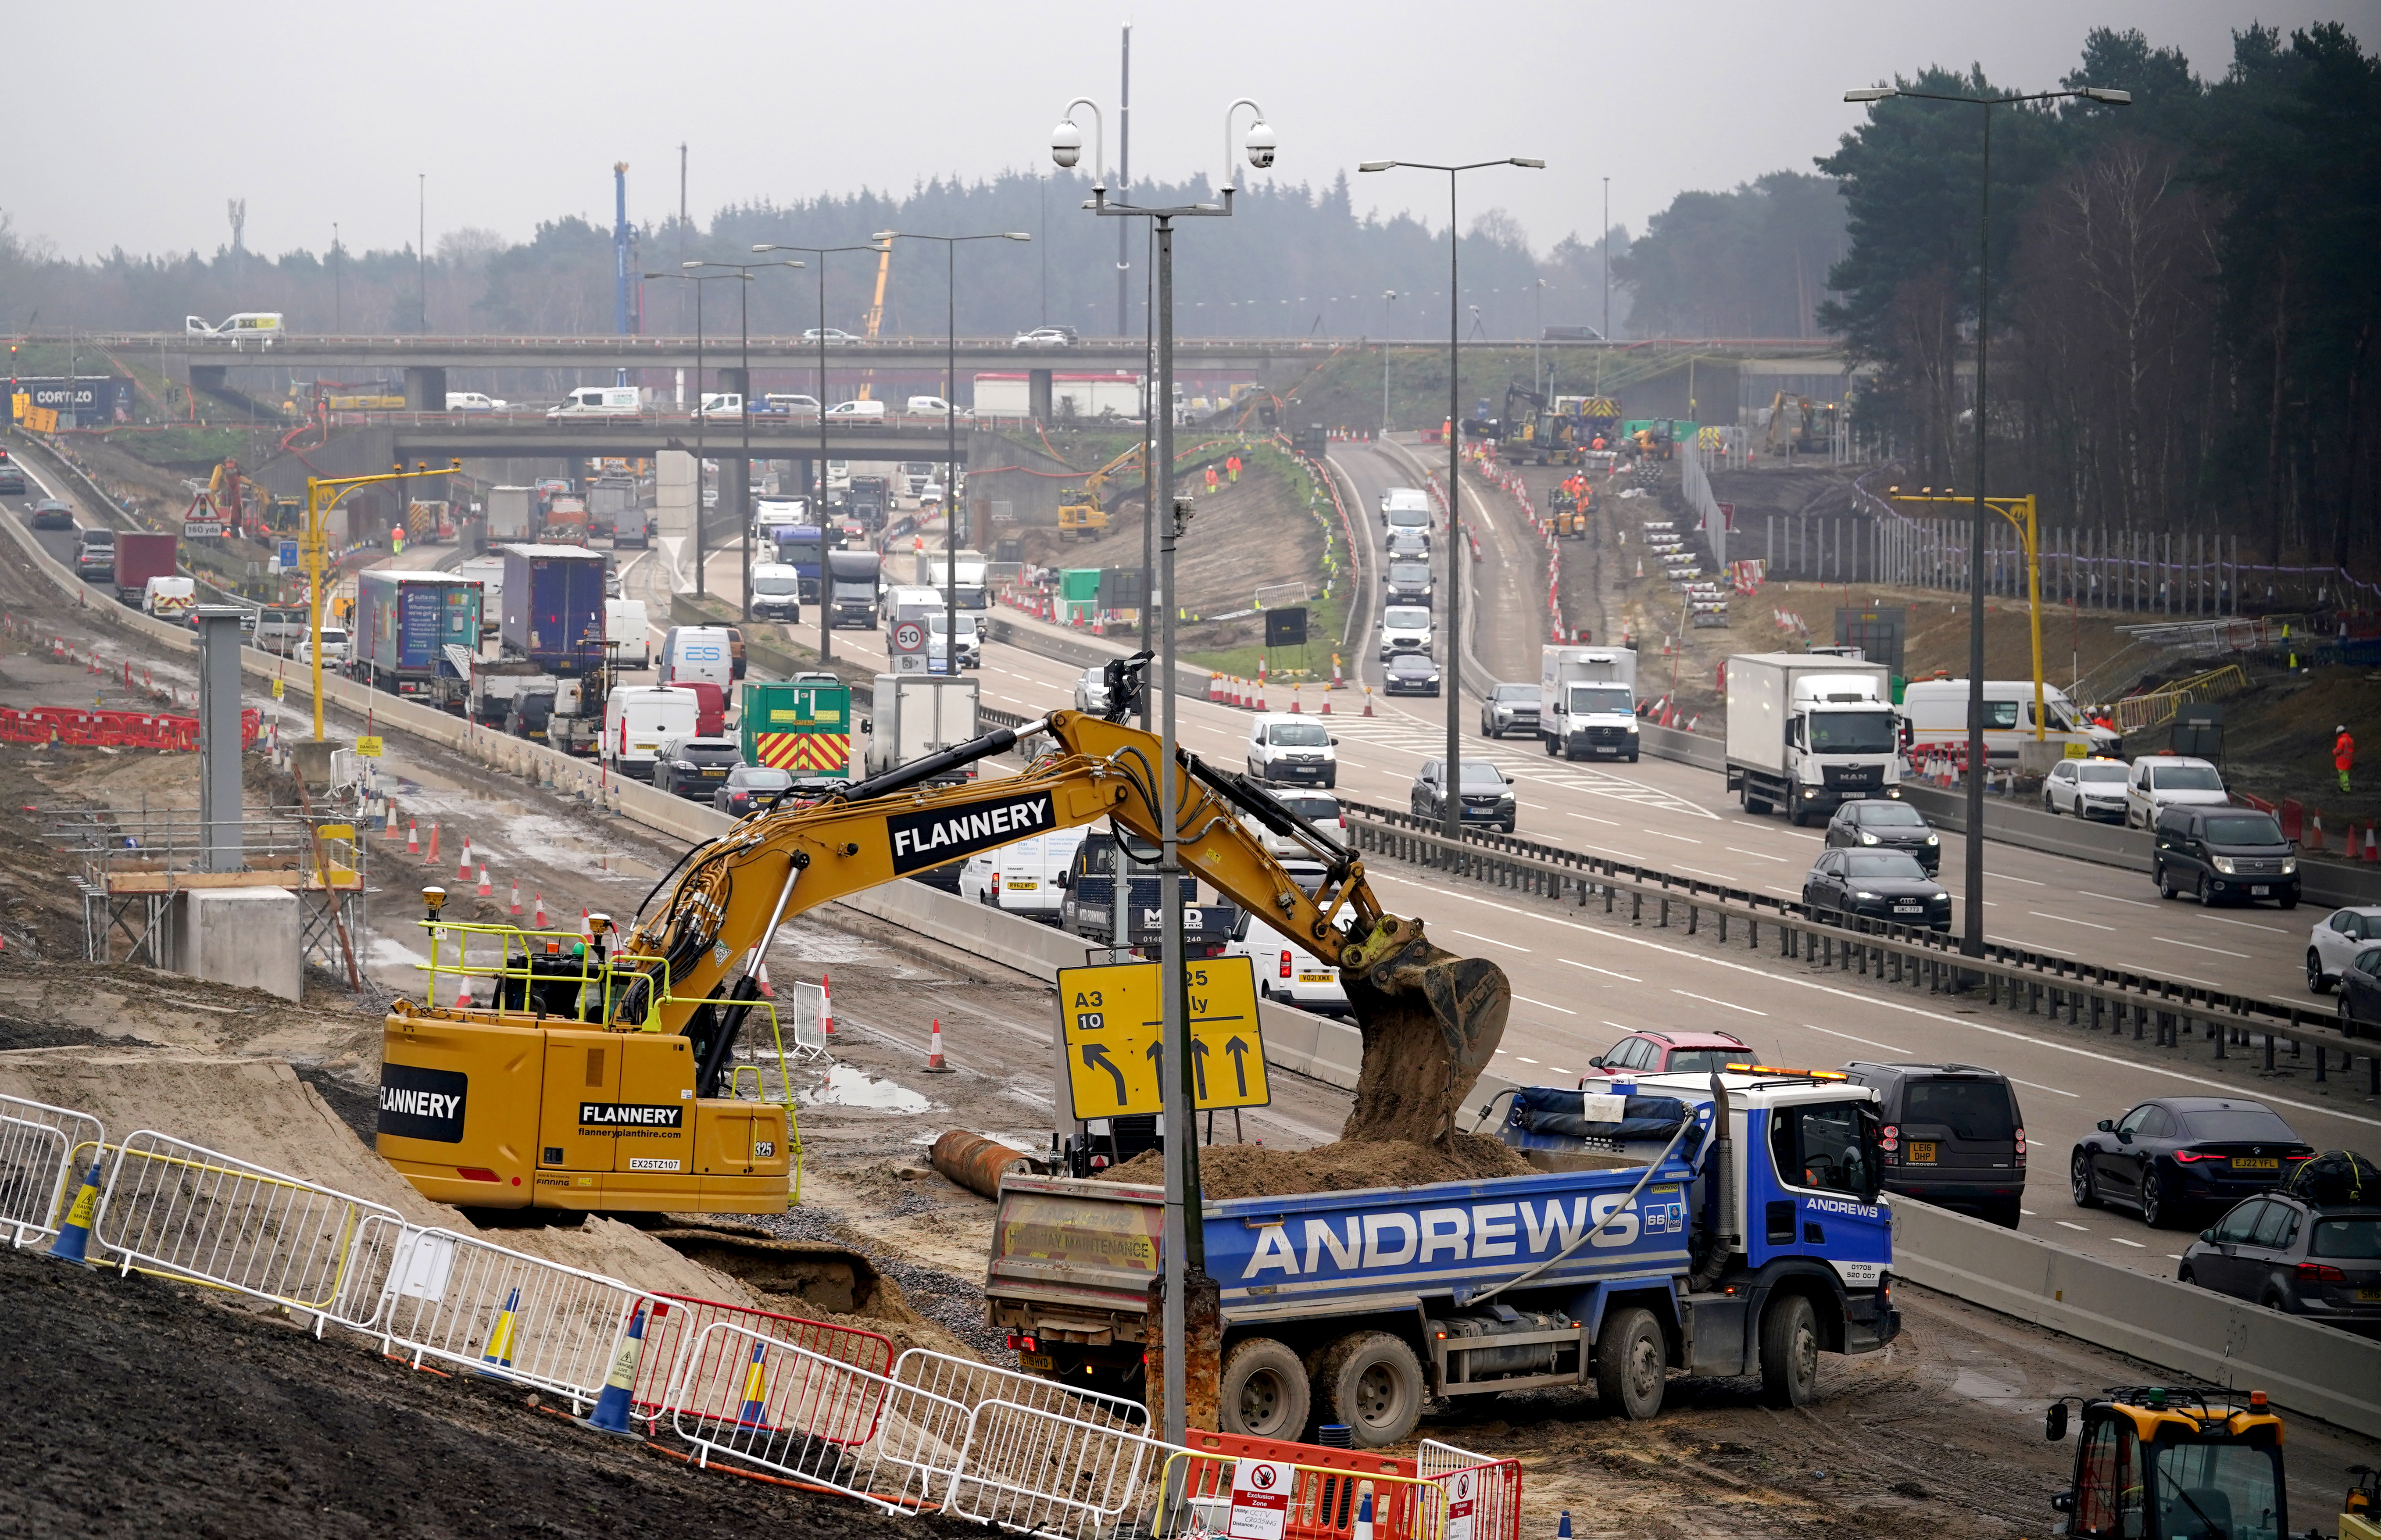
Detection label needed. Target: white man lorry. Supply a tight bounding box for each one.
[1723,653,1902,824]
[1540,646,1641,761]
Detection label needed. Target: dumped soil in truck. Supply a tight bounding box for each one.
[1097,1133,1534,1199]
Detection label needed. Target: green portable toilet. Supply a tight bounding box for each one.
[1059,568,1102,627]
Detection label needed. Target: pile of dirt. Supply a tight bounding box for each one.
[1098,1134,1533,1200]
[0,1247,939,1538]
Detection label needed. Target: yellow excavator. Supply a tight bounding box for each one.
[1055,442,1146,540]
[377,656,1510,1214]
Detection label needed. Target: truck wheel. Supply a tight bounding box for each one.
[1218,1337,1309,1441]
[1745,791,1773,816]
[1757,1293,1821,1408]
[1317,1331,1425,1447]
[1593,1306,1667,1420]
[1542,732,1556,757]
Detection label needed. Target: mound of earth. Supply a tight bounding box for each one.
[0,1247,937,1538]
[1096,1134,1533,1200]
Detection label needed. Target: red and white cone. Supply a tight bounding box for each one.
[1291,686,1302,715]
[475,863,492,897]
[754,961,775,999]
[407,820,420,856]
[457,838,473,883]
[1362,688,1375,718]
[384,801,397,837]
[532,892,549,928]
[426,823,440,864]
[924,1018,953,1073]
[509,881,523,916]
[820,972,834,1037]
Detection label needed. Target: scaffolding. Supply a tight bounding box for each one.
[44,797,371,987]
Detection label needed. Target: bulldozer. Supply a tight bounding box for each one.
[375,654,1510,1215]
[2043,1385,2304,1540]
[1055,442,1148,540]
[1763,391,1835,456]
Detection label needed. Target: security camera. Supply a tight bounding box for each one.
[1244,120,1276,170]
[1051,121,1083,169]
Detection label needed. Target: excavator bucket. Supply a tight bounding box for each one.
[1338,916,1511,1145]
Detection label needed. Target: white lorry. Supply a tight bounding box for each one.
[864,674,980,785]
[485,487,536,545]
[1723,653,1903,825]
[1539,645,1641,762]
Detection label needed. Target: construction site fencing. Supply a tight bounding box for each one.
[0,1093,105,1248]
[785,979,830,1058]
[0,705,259,751]
[894,1348,1161,1538]
[91,1130,404,1333]
[1417,1442,1523,1540]
[632,1291,894,1426]
[1155,1449,1451,1540]
[369,1225,660,1412]
[667,1319,969,1513]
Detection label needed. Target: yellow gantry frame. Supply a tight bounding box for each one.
[302,461,462,740]
[1891,489,2046,741]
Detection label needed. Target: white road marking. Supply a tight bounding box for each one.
[1673,989,1767,1016]
[1451,929,1530,953]
[2007,1076,2081,1099]
[2056,1221,2089,1232]
[1801,1024,1908,1052]
[1990,872,2046,886]
[2083,891,2158,909]
[2112,1237,2146,1249]
[1567,812,1622,828]
[1727,847,1788,862]
[1645,830,1702,843]
[1513,995,1577,1015]
[2037,912,2116,932]
[1562,960,1642,983]
[2158,936,2250,959]
[2199,915,2285,934]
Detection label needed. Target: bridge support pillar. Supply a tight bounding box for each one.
[716,368,749,400]
[189,364,227,394]
[404,367,447,412]
[1028,369,1053,422]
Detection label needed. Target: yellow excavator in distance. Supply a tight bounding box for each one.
[1056,442,1146,540]
[377,656,1511,1215]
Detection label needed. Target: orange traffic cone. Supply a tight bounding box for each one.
[509,881,523,916]
[407,820,420,855]
[925,1018,953,1073]
[820,972,834,1037]
[532,892,548,928]
[457,837,473,883]
[426,823,440,864]
[476,863,493,898]
[1363,688,1375,718]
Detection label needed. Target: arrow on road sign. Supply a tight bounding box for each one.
[1224,1036,1252,1097]
[1081,1043,1127,1104]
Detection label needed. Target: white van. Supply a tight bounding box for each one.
[695,392,744,419]
[601,685,701,779]
[1380,486,1431,531]
[1246,713,1338,788]
[827,399,887,421]
[1378,604,1434,661]
[547,386,644,418]
[958,829,1088,922]
[905,395,970,419]
[2124,755,2230,829]
[750,563,804,623]
[604,598,651,669]
[445,392,506,412]
[143,575,198,621]
[656,625,736,694]
[1897,678,2120,763]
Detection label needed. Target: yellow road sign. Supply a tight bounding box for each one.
[1057,957,1269,1119]
[354,736,384,758]
[270,679,284,699]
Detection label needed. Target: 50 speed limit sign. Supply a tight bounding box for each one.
[892,619,926,653]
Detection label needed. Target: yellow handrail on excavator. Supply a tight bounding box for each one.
[378,665,1509,1213]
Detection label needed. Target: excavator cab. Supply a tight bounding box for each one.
[2045,1386,2287,1540]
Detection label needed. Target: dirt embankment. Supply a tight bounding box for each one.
[1099,1134,1533,1199]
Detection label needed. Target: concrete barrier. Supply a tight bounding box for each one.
[1891,1196,2381,1438]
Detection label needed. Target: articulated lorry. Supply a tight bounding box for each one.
[354,571,483,706]
[986,1067,1897,1443]
[499,545,608,675]
[1539,645,1640,761]
[485,486,536,546]
[112,531,178,607]
[1723,653,1902,824]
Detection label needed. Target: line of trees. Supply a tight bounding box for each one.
[1821,24,2381,575]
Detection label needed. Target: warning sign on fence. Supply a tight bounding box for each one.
[1227,1460,1292,1540]
[355,736,384,758]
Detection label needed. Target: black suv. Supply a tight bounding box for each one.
[2152,804,2300,909]
[1412,757,1516,832]
[1840,1062,2025,1227]
[653,736,741,798]
[75,528,116,580]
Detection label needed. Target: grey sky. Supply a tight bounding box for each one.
[13,1,2368,263]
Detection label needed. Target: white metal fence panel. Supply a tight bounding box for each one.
[0,1093,105,1248]
[92,1129,401,1329]
[666,1320,967,1514]
[947,1396,1173,1539]
[787,981,829,1058]
[371,1226,654,1410]
[1417,1439,1493,1482]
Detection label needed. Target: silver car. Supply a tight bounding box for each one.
[1073,664,1112,715]
[2308,906,2381,994]
[1480,682,1540,740]
[2042,756,2128,820]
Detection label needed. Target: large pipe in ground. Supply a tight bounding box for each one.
[930,1130,1030,1200]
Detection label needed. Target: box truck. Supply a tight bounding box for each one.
[499,546,608,673]
[486,486,536,544]
[1723,652,1902,824]
[1539,646,1641,761]
[112,532,178,606]
[864,674,979,783]
[355,571,483,705]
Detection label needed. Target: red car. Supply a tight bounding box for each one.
[1581,1029,1752,1086]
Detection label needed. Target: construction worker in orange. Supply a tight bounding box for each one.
[2336,725,2355,794]
[1227,453,1241,483]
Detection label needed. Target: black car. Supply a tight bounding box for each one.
[1384,560,1434,608]
[2178,1192,2381,1336]
[1384,530,1430,562]
[505,690,556,743]
[0,465,25,496]
[654,735,742,798]
[1840,1062,2025,1227]
[1823,799,1941,875]
[2340,943,2381,1034]
[714,764,794,817]
[2070,1097,2313,1229]
[1412,757,1515,833]
[1383,653,1441,697]
[75,529,116,580]
[1480,682,1540,740]
[28,497,73,530]
[2153,805,2300,909]
[1801,848,1952,931]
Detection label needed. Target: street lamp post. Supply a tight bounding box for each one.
[645,269,722,597]
[871,230,1031,682]
[1359,156,1544,840]
[301,462,459,740]
[754,241,893,663]
[1381,290,1397,434]
[1841,80,2127,956]
[1051,92,1274,1446]
[687,259,807,622]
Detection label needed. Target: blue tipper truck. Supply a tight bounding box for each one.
[354,571,483,707]
[499,544,608,675]
[983,1068,1898,1445]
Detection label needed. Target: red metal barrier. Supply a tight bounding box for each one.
[0,706,259,751]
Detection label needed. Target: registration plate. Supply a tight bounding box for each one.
[2231,1157,2279,1170]
[1908,1141,1938,1165]
[1008,879,1038,891]
[2359,1288,2381,1304]
[2250,886,2270,896]
[1298,972,1333,985]
[1895,903,1923,914]
[1018,1352,1055,1371]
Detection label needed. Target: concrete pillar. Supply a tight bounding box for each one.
[655,450,697,550]
[189,364,228,396]
[195,607,246,873]
[1029,369,1054,422]
[404,366,448,412]
[717,367,749,400]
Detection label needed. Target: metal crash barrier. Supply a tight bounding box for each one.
[0,1094,105,1249]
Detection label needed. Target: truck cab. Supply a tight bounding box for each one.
[986,1068,1896,1442]
[1540,646,1640,761]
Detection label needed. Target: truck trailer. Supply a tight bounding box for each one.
[354,570,483,706]
[499,545,608,674]
[1723,653,1902,824]
[485,486,536,546]
[111,531,178,606]
[1539,646,1640,761]
[986,1067,1898,1442]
